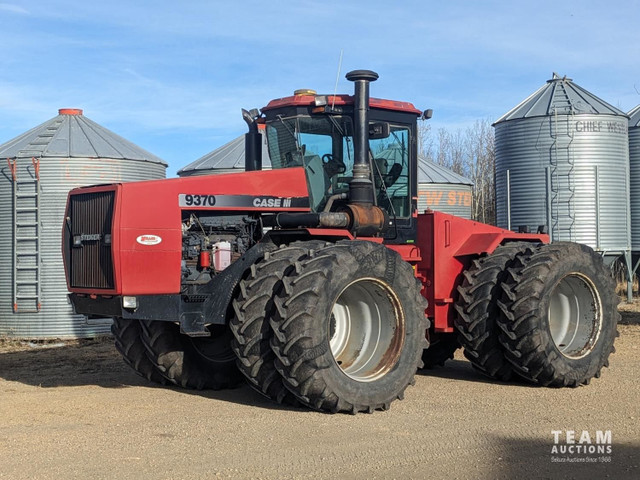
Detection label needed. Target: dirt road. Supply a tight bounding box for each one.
[1,324,639,480]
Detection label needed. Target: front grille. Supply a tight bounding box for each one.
[69,191,115,289]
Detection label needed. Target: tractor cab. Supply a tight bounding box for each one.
[248,75,426,243]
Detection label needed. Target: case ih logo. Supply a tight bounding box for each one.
[252,197,293,208]
[136,235,163,246]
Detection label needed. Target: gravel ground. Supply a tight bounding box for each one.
[1,322,639,480]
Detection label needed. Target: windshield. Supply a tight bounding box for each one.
[266,115,410,217]
[266,115,354,211]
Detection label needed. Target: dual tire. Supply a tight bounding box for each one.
[232,240,429,413]
[111,316,244,390]
[497,242,619,386]
[455,241,618,386]
[454,242,534,380]
[111,317,167,385]
[229,242,326,405]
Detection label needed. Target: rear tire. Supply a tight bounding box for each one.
[454,242,535,381]
[141,320,243,390]
[111,317,167,385]
[497,242,619,387]
[420,334,459,368]
[230,241,325,404]
[270,241,428,413]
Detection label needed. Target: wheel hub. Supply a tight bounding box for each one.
[548,273,602,359]
[329,278,405,382]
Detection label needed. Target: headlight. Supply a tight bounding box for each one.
[122,296,137,309]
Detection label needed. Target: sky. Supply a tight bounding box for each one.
[1,0,639,177]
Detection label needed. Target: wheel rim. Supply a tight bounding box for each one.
[329,278,405,382]
[187,325,236,363]
[547,272,602,359]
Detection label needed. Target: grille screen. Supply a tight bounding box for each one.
[69,191,115,289]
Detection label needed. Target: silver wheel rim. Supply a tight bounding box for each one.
[548,273,602,359]
[329,278,405,382]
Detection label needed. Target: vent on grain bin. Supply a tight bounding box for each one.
[0,108,167,339]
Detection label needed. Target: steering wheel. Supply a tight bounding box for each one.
[322,154,346,176]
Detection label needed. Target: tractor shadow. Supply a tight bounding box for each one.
[1,336,536,408]
[0,337,302,413]
[417,357,536,388]
[484,434,640,479]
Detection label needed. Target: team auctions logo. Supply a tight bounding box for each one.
[550,430,612,463]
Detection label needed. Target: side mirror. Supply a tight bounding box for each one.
[369,122,390,139]
[422,109,433,120]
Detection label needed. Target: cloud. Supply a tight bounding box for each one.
[0,3,28,14]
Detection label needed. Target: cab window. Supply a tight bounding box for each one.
[369,125,410,218]
[266,115,354,211]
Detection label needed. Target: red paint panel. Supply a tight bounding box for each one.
[119,227,182,294]
[262,95,422,115]
[415,211,548,333]
[303,228,354,239]
[66,168,311,296]
[115,167,310,295]
[386,244,422,262]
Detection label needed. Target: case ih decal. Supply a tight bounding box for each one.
[178,194,309,209]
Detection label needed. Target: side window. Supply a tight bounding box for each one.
[299,132,332,211]
[369,126,410,217]
[265,115,354,212]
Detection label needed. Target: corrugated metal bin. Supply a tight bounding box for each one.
[494,74,630,256]
[0,109,167,338]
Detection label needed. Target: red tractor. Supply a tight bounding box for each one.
[63,70,618,413]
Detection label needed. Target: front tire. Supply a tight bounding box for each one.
[141,320,243,390]
[230,241,325,404]
[111,317,167,385]
[270,241,428,413]
[497,242,619,387]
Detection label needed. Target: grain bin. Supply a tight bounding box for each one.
[494,74,630,259]
[629,105,640,251]
[417,158,473,218]
[0,109,167,338]
[178,126,270,177]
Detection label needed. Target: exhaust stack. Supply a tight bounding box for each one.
[242,108,262,171]
[346,69,378,205]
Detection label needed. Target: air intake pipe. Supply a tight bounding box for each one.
[242,108,262,171]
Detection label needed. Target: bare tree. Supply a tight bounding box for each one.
[417,120,434,160]
[417,118,496,224]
